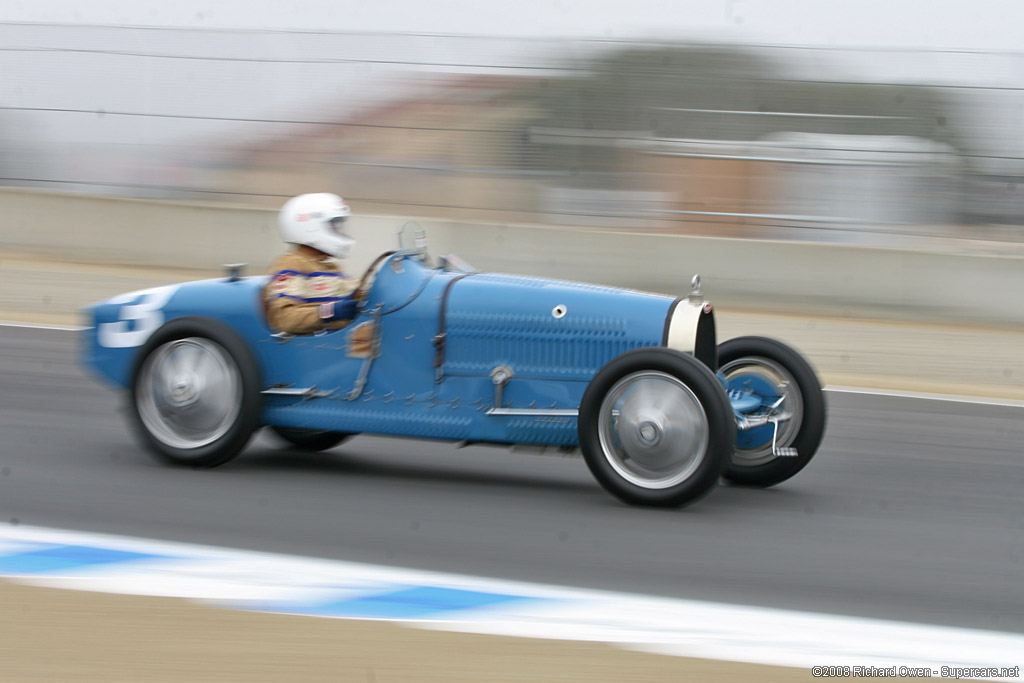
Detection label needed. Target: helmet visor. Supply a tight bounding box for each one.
[328,215,349,237]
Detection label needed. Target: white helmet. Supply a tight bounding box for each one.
[278,193,354,259]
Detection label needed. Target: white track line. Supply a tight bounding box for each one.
[825,386,1024,408]
[0,321,86,331]
[1,525,1021,679]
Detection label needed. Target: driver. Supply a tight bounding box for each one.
[264,193,362,335]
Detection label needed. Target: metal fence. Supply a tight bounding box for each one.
[2,22,1023,245]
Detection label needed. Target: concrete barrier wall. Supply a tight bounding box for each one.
[0,189,283,270]
[2,187,1022,324]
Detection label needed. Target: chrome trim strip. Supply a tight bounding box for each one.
[261,386,329,399]
[486,408,579,417]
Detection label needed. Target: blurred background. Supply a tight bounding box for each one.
[3,8,1024,680]
[2,2,1024,248]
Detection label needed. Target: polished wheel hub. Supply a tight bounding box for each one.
[169,373,202,406]
[598,371,709,489]
[637,420,662,446]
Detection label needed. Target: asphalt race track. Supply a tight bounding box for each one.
[1,324,1022,635]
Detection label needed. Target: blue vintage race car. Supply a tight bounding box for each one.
[82,227,825,508]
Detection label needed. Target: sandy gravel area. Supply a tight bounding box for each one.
[1,579,811,683]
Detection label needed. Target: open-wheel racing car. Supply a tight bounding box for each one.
[82,226,826,508]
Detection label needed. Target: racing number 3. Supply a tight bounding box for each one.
[97,285,179,348]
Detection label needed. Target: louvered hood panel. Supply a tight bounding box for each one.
[443,273,674,381]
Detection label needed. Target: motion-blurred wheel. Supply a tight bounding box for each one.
[129,317,261,467]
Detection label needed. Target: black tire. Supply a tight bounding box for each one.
[128,317,262,467]
[269,426,353,452]
[718,336,826,487]
[578,347,734,507]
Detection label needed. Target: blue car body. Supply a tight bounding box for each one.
[83,252,714,448]
[81,240,827,508]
